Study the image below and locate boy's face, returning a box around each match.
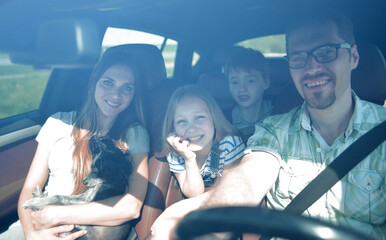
[228,68,269,108]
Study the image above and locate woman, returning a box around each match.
[0,49,149,239]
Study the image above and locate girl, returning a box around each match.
[158,85,245,198]
[0,49,149,239]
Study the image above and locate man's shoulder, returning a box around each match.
[358,99,385,117]
[354,97,386,128]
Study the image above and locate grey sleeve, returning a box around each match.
[126,124,150,155]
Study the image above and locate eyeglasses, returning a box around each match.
[285,43,352,69]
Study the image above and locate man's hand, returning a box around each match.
[150,202,188,240]
[150,193,208,239]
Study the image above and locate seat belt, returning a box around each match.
[259,120,386,240]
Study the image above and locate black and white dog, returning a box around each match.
[23,135,134,240]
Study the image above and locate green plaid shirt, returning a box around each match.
[246,92,385,239]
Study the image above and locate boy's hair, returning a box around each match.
[224,47,269,81]
[157,85,240,157]
[285,10,355,52]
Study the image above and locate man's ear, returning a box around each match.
[351,44,360,70]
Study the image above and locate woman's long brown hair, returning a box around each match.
[71,49,145,195]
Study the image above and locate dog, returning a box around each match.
[23,135,134,239]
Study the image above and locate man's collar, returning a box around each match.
[296,90,360,138]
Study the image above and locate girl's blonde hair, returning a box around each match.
[71,49,145,195]
[157,85,240,157]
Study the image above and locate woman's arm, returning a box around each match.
[31,151,149,228]
[17,142,49,237]
[18,143,87,240]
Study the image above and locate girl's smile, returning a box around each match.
[173,97,215,155]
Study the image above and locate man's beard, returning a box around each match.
[305,90,336,109]
[302,72,336,109]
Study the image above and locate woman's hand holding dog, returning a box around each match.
[27,224,87,240]
[31,205,61,229]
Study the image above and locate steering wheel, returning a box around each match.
[175,206,373,240]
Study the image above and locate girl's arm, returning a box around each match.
[174,161,205,198]
[167,134,205,198]
[31,151,149,228]
[18,142,87,240]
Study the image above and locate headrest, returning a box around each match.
[196,72,234,110]
[213,46,249,68]
[104,44,167,90]
[352,43,386,104]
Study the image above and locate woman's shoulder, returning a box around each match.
[49,111,77,125]
[125,123,150,154]
[37,111,76,144]
[126,122,149,137]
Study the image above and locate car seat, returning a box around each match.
[272,42,386,114]
[134,156,185,239]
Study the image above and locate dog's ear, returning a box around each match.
[101,138,117,154]
[89,135,103,155]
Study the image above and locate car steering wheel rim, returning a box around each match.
[175,206,373,240]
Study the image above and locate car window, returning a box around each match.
[192,52,200,66]
[236,34,286,57]
[102,27,177,77]
[0,52,51,119]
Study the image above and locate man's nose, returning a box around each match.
[304,55,323,74]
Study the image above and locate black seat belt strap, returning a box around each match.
[284,120,386,214]
[259,120,386,240]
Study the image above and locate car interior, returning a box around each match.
[0,0,385,239]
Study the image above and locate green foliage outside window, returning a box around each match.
[0,53,51,119]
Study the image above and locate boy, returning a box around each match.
[224,47,272,143]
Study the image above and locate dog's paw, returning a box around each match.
[31,186,46,198]
[23,197,48,211]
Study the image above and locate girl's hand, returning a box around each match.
[31,205,61,229]
[27,224,87,240]
[167,133,196,162]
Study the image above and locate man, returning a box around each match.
[151,11,385,239]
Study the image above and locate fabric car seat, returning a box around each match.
[134,156,186,240]
[273,42,386,114]
[351,42,386,106]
